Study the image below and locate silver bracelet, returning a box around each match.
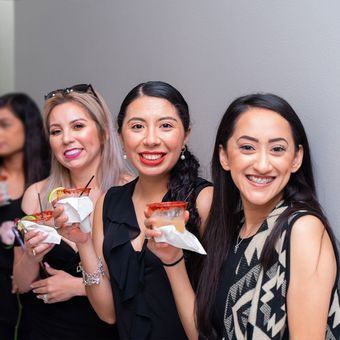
[79,257,105,286]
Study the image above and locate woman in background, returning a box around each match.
[147,93,340,339]
[13,84,131,339]
[0,93,50,340]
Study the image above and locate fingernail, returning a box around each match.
[44,262,50,268]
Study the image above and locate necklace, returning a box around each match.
[234,234,244,253]
[234,222,262,253]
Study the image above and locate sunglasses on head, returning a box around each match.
[44,83,98,100]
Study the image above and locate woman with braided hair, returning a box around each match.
[55,81,213,339]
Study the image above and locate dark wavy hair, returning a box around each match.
[196,93,334,337]
[0,93,50,188]
[117,81,202,279]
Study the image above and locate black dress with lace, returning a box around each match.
[102,177,211,340]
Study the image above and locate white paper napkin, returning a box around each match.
[21,220,61,244]
[57,196,93,233]
[154,225,207,255]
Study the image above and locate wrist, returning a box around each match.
[161,254,185,267]
[74,277,86,296]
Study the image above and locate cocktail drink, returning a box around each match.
[16,210,55,278]
[48,187,91,207]
[48,187,93,233]
[0,175,10,207]
[16,210,54,232]
[146,201,188,233]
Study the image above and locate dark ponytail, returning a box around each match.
[168,147,201,283]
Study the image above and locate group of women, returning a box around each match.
[0,81,339,340]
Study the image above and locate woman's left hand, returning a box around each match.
[144,209,186,264]
[31,263,84,304]
[0,221,15,245]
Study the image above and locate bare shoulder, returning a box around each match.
[291,214,325,238]
[92,193,106,253]
[93,193,107,232]
[196,186,213,234]
[94,192,106,211]
[290,214,336,280]
[22,179,48,214]
[119,173,135,185]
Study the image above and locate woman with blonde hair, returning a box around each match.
[13,84,132,339]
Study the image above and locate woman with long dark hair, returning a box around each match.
[0,93,50,340]
[55,81,213,339]
[146,93,340,339]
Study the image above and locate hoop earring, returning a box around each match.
[180,145,187,160]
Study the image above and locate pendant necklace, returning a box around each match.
[234,222,261,253]
[234,234,244,253]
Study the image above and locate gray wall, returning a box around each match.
[14,0,340,237]
[0,1,14,93]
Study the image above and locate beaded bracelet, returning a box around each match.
[79,257,105,286]
[162,255,185,267]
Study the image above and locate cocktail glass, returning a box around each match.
[146,201,188,233]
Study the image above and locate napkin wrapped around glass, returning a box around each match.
[56,196,93,233]
[20,220,61,244]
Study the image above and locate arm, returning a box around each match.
[145,187,213,339]
[287,215,337,339]
[71,194,116,324]
[195,186,213,236]
[13,181,53,292]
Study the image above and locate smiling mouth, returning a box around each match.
[247,175,275,184]
[139,152,166,165]
[64,148,82,159]
[141,153,164,160]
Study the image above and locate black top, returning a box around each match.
[0,198,24,339]
[103,177,212,340]
[25,240,118,340]
[0,197,24,271]
[212,234,253,338]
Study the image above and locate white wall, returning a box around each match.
[14,0,340,238]
[0,0,14,93]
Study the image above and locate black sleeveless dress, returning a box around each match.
[0,198,24,340]
[22,240,118,340]
[102,177,212,340]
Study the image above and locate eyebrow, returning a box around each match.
[49,118,87,128]
[126,116,178,123]
[237,135,288,144]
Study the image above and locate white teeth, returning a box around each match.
[142,154,162,160]
[65,149,81,156]
[248,175,273,184]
